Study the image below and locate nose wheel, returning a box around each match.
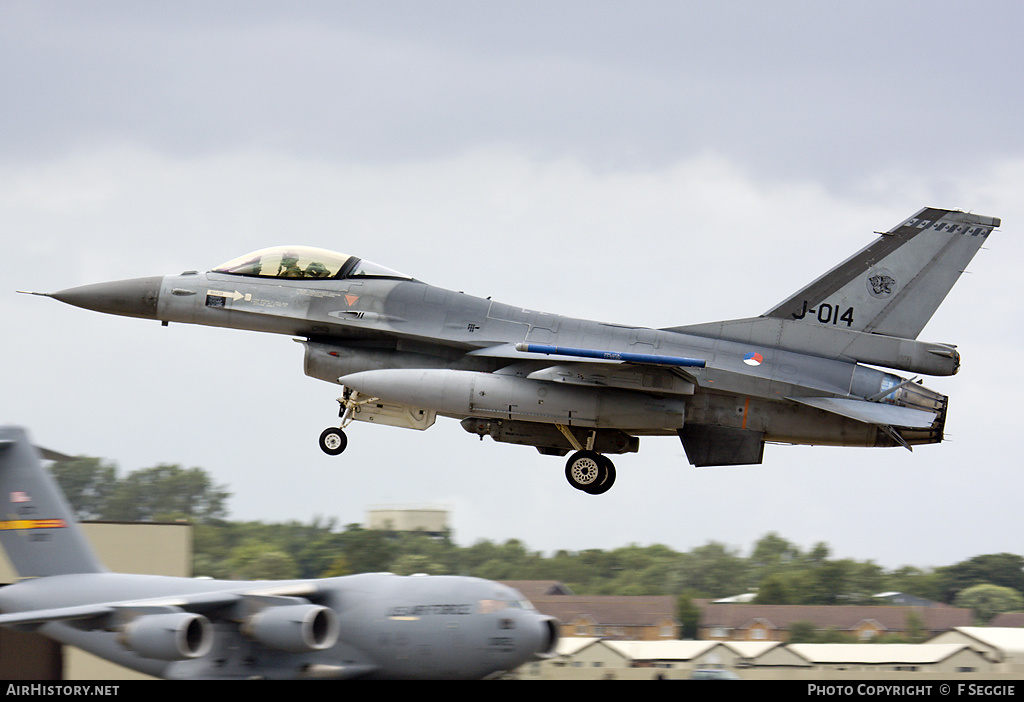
[319,387,371,456]
[319,427,348,455]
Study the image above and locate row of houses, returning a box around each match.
[515,628,1024,680]
[503,581,1024,678]
[504,580,989,643]
[698,602,973,642]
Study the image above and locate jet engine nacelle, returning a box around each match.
[340,369,686,430]
[119,612,213,661]
[241,604,340,653]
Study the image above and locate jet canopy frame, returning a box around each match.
[213,246,413,281]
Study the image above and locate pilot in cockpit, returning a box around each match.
[304,261,330,278]
[213,246,413,282]
[278,254,304,278]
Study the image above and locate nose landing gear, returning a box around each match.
[318,427,348,456]
[319,387,373,456]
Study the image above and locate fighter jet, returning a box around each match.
[25,207,1000,494]
[0,426,558,680]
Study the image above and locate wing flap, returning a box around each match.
[0,603,115,630]
[791,396,937,429]
[525,363,696,396]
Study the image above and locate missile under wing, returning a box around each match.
[0,426,558,679]
[27,207,1002,494]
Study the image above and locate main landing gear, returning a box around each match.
[557,425,616,494]
[564,450,616,494]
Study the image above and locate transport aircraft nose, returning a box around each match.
[47,276,163,320]
[532,615,560,659]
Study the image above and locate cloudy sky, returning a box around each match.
[3,1,1022,570]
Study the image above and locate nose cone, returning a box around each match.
[49,276,163,320]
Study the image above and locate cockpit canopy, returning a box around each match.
[213,246,413,281]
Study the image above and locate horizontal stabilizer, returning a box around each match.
[791,397,936,429]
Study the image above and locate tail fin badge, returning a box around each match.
[867,269,897,298]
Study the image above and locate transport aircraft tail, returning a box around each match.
[0,426,106,578]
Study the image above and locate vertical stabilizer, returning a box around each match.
[0,426,106,578]
[764,208,1000,340]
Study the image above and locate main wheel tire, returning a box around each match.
[319,427,348,456]
[565,450,603,491]
[586,455,616,495]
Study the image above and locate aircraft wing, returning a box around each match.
[790,396,937,429]
[0,603,115,629]
[473,344,941,431]
[465,343,702,395]
[0,581,322,631]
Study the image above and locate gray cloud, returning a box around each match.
[4,2,1022,184]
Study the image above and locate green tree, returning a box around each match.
[845,560,885,605]
[53,458,230,524]
[885,565,943,602]
[321,554,352,577]
[669,541,750,597]
[103,464,230,522]
[750,532,802,580]
[954,584,1024,623]
[755,574,792,604]
[229,541,299,580]
[938,554,1024,603]
[676,590,701,639]
[904,609,926,643]
[788,620,817,643]
[807,559,852,605]
[817,626,853,643]
[806,542,831,566]
[192,552,233,579]
[337,524,397,573]
[49,457,117,520]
